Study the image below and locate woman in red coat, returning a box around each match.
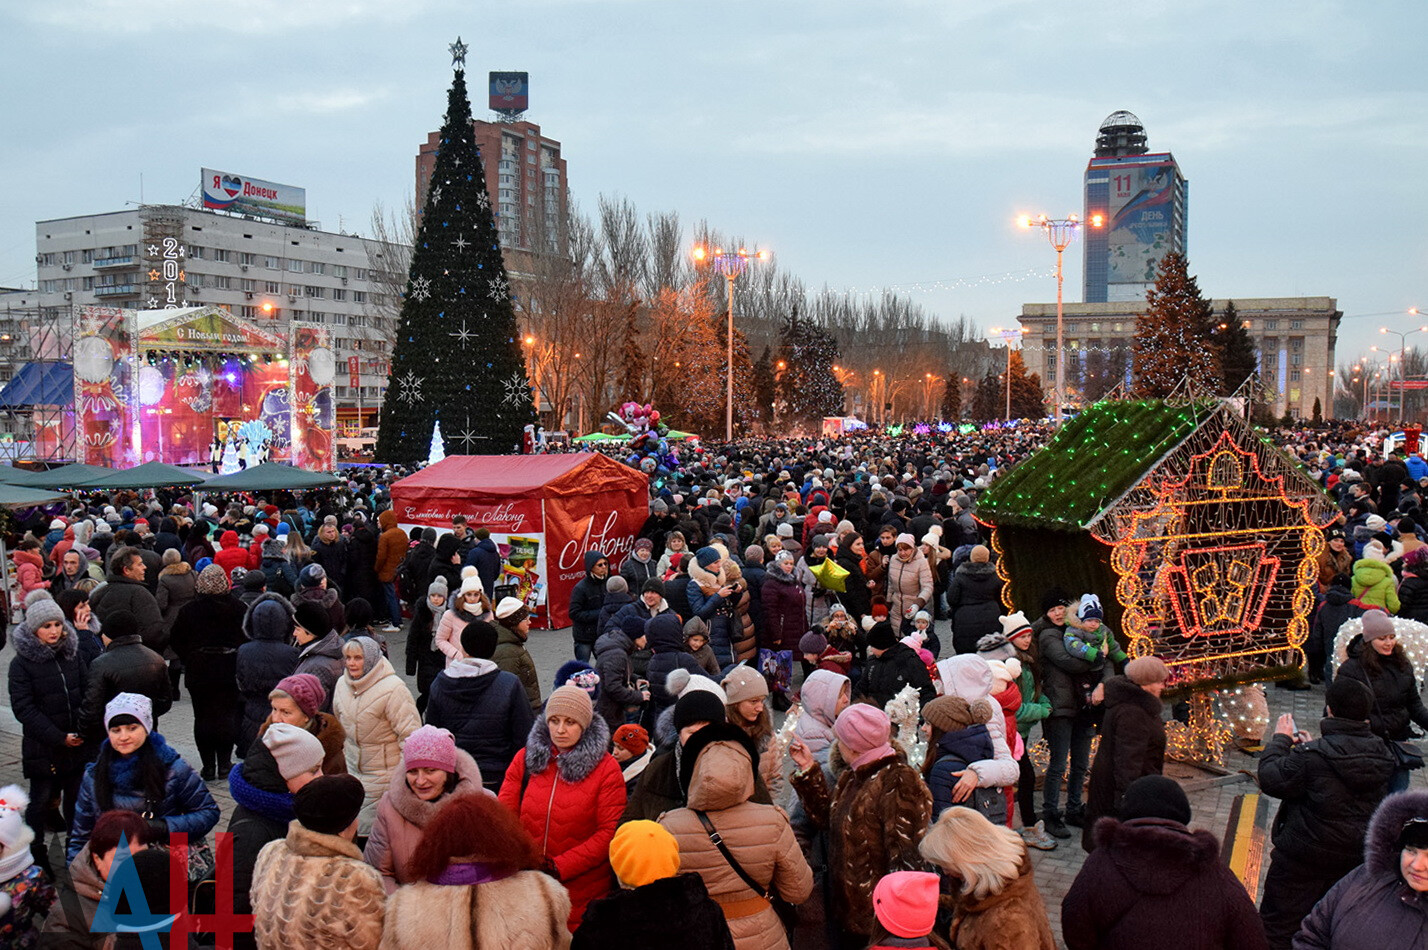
[499,684,626,932]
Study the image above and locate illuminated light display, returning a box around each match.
[977,400,1337,766]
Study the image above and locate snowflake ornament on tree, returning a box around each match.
[488,275,510,301]
[500,372,532,408]
[448,319,475,348]
[475,192,490,212]
[409,275,433,302]
[396,370,425,405]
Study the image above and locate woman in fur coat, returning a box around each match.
[498,685,626,932]
[919,806,1056,950]
[380,791,570,950]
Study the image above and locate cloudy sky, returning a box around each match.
[2,0,1423,365]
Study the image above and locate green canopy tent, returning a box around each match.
[14,463,121,490]
[75,461,209,490]
[196,463,343,492]
[572,432,629,443]
[0,485,68,507]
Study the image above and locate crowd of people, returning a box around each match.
[0,419,1422,948]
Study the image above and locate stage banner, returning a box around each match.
[72,307,133,466]
[290,322,336,470]
[543,486,648,629]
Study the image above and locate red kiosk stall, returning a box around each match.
[389,453,649,629]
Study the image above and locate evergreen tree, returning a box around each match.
[1312,396,1323,424]
[751,346,778,431]
[1007,350,1046,419]
[774,308,844,427]
[939,373,962,421]
[376,45,535,462]
[969,371,1001,421]
[617,301,644,402]
[1216,301,1258,394]
[1132,252,1222,398]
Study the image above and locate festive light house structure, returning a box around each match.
[976,399,1338,762]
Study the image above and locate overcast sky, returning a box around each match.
[2,0,1423,366]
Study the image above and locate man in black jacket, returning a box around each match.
[857,621,936,708]
[569,549,609,662]
[1256,676,1396,949]
[89,546,166,652]
[78,609,172,740]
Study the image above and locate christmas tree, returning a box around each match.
[376,38,535,463]
[775,308,844,427]
[939,373,962,421]
[427,421,446,466]
[1216,301,1258,394]
[1132,252,1222,398]
[1005,350,1047,419]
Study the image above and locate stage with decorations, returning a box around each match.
[64,305,337,470]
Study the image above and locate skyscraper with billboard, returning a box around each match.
[1082,112,1188,303]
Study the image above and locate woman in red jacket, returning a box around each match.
[499,684,626,932]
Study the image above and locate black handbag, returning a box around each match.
[694,810,800,934]
[1389,738,1425,771]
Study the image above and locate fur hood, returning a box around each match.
[1366,789,1428,878]
[10,613,78,663]
[242,591,295,641]
[688,558,725,593]
[523,711,612,784]
[160,560,192,577]
[1093,817,1221,895]
[386,746,485,826]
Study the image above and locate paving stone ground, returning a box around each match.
[3,616,1422,948]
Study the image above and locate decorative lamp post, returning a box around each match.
[1379,323,1428,421]
[693,245,768,441]
[989,326,1029,421]
[1019,212,1102,422]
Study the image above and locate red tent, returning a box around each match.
[390,454,649,629]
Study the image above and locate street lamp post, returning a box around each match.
[1019,212,1102,422]
[693,245,768,441]
[989,326,1028,421]
[1379,324,1428,421]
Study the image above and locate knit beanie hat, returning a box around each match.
[721,664,769,705]
[612,724,650,756]
[1040,587,1071,614]
[873,871,940,939]
[459,620,500,660]
[998,611,1034,641]
[609,820,680,888]
[293,774,365,835]
[694,546,722,569]
[24,593,65,631]
[775,523,794,538]
[922,695,991,734]
[271,673,326,720]
[1077,593,1104,622]
[298,563,326,589]
[987,657,1021,693]
[1361,609,1396,642]
[1125,656,1170,686]
[545,685,593,730]
[606,575,629,595]
[664,669,727,704]
[262,722,325,781]
[103,609,139,642]
[1118,775,1192,825]
[402,725,458,773]
[969,544,991,563]
[867,621,898,651]
[620,615,648,643]
[196,564,229,595]
[673,690,728,731]
[243,569,268,591]
[494,596,525,620]
[457,567,485,600]
[799,631,829,655]
[293,601,332,638]
[553,660,602,703]
[975,632,1015,662]
[1325,676,1373,721]
[105,692,153,735]
[833,703,894,769]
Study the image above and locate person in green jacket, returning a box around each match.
[978,614,1056,851]
[493,596,542,712]
[1352,558,1401,613]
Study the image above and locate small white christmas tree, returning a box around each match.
[426,420,446,466]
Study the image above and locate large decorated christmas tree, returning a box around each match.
[376,38,535,463]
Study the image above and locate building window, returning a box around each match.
[240,278,255,292]
[1290,320,1304,329]
[289,260,303,273]
[240,252,255,266]
[1290,369,1301,381]
[82,249,94,263]
[332,313,348,325]
[355,268,366,280]
[213,249,231,263]
[212,276,231,290]
[265,281,280,294]
[265,256,279,269]
[306,286,324,298]
[1065,323,1077,333]
[240,305,256,318]
[332,288,346,302]
[1264,319,1279,330]
[309,262,325,275]
[334,265,347,278]
[1291,354,1301,366]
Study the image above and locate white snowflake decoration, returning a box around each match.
[396,370,425,405]
[452,416,481,451]
[500,372,531,408]
[431,186,443,205]
[475,192,490,212]
[453,233,469,252]
[488,275,509,301]
[410,275,433,302]
[448,319,475,348]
